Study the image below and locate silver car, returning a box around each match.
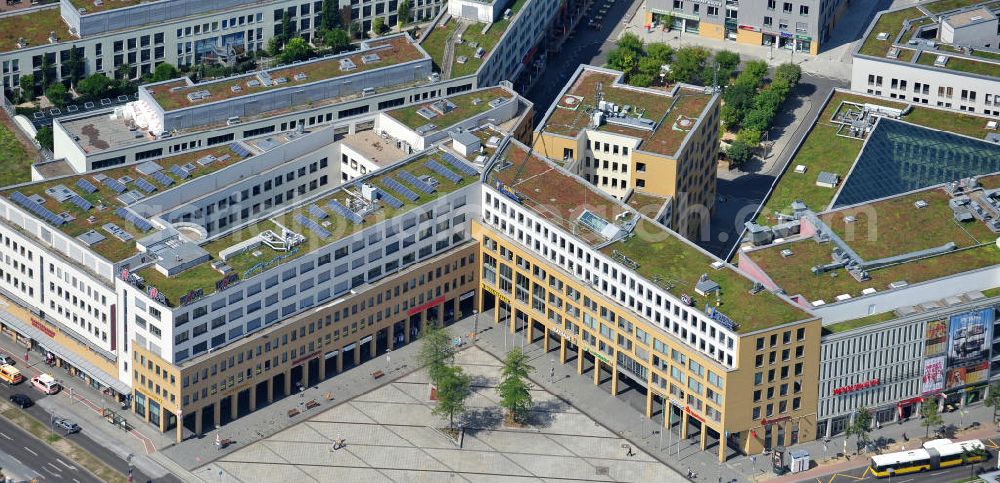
[52,417,80,434]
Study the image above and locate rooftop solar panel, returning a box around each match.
[134,178,157,194]
[308,204,328,219]
[10,192,66,227]
[383,178,419,201]
[75,179,98,194]
[114,207,153,231]
[151,171,175,187]
[398,170,437,194]
[170,165,191,179]
[327,199,363,224]
[102,178,127,193]
[376,189,403,208]
[440,151,479,176]
[69,195,93,211]
[426,160,462,183]
[293,213,331,239]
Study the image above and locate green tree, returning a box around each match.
[372,17,387,35]
[774,62,802,86]
[418,323,454,386]
[629,72,654,87]
[76,73,113,100]
[35,125,53,151]
[151,63,179,82]
[636,57,663,81]
[646,42,674,64]
[920,399,942,438]
[845,406,873,453]
[735,60,768,88]
[721,83,755,128]
[711,50,740,82]
[320,0,338,30]
[18,74,34,103]
[754,87,785,113]
[267,37,283,57]
[397,0,412,27]
[742,107,774,134]
[668,46,709,84]
[350,21,362,39]
[323,28,351,52]
[44,82,68,107]
[985,381,1000,424]
[727,139,752,169]
[281,11,294,44]
[617,32,644,56]
[281,37,313,64]
[40,54,54,88]
[736,128,762,148]
[65,46,84,87]
[497,349,534,424]
[432,364,471,430]
[116,62,133,83]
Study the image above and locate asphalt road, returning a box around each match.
[0,357,159,482]
[814,448,999,483]
[0,414,104,483]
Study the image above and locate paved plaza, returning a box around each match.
[192,346,682,482]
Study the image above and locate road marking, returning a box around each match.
[43,466,60,477]
[47,462,62,472]
[0,431,11,440]
[57,458,77,470]
[74,479,81,483]
[23,446,38,456]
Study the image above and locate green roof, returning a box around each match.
[915,51,1000,77]
[1,145,241,262]
[603,220,812,333]
[757,90,997,224]
[421,0,530,78]
[139,150,479,306]
[385,86,512,130]
[823,311,897,334]
[0,7,76,54]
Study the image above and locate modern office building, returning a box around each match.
[0,82,533,437]
[739,89,1000,439]
[1,0,397,96]
[531,65,721,241]
[45,34,485,175]
[477,138,820,459]
[851,2,1000,117]
[642,0,851,55]
[419,0,562,87]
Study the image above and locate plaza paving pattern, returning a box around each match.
[193,347,679,482]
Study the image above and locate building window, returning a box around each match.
[799,5,808,15]
[782,2,792,13]
[764,16,773,27]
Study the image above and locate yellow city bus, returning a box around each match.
[870,439,986,477]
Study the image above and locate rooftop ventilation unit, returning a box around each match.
[914,200,928,208]
[780,249,794,257]
[361,53,381,64]
[339,58,357,71]
[934,55,948,67]
[876,32,889,40]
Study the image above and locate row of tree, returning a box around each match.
[418,324,535,431]
[606,33,740,88]
[724,62,801,169]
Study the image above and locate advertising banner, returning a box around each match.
[947,308,993,368]
[925,319,948,357]
[922,355,946,394]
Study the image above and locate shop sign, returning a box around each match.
[551,326,577,345]
[738,25,760,32]
[705,304,736,331]
[795,34,812,41]
[408,296,446,316]
[832,378,879,395]
[493,180,523,204]
[483,285,510,305]
[898,396,923,406]
[587,348,611,365]
[685,406,705,422]
[31,318,55,338]
[760,415,790,426]
[139,388,163,406]
[687,0,722,5]
[779,32,792,38]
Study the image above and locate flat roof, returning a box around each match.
[421,0,529,79]
[946,7,997,27]
[385,86,512,131]
[2,144,248,262]
[146,36,425,112]
[341,130,409,168]
[487,140,632,248]
[0,7,77,54]
[67,0,146,13]
[743,183,1000,305]
[486,141,811,332]
[757,89,999,224]
[137,149,480,307]
[856,3,1000,78]
[61,110,154,154]
[540,68,713,157]
[626,190,669,218]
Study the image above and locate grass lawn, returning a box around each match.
[387,87,509,129]
[923,0,986,13]
[421,20,459,72]
[608,219,811,332]
[972,49,1000,61]
[0,121,32,187]
[916,52,1000,78]
[823,311,897,334]
[0,8,71,54]
[858,7,924,58]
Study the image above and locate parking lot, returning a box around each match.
[27,93,137,128]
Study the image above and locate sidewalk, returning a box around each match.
[618,0,897,81]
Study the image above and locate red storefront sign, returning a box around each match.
[407,296,446,316]
[760,415,790,426]
[292,350,322,366]
[31,318,55,338]
[832,378,879,395]
[898,396,924,406]
[685,406,705,423]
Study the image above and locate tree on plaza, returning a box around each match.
[707,49,739,83]
[735,60,768,88]
[920,399,942,438]
[397,0,412,27]
[726,139,752,170]
[720,83,755,129]
[668,46,709,84]
[323,28,351,53]
[281,11,295,45]
[497,348,534,425]
[607,47,640,78]
[320,0,339,30]
[418,322,454,386]
[432,364,471,431]
[845,406,872,453]
[616,32,644,56]
[985,381,1000,424]
[44,82,68,107]
[77,73,113,100]
[18,74,34,102]
[281,37,313,64]
[773,62,802,86]
[35,126,53,151]
[646,42,673,64]
[40,54,54,88]
[372,17,388,35]
[65,45,85,87]
[151,62,180,82]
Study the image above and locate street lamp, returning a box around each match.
[472,310,479,346]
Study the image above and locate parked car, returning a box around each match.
[9,393,32,408]
[52,417,80,434]
[0,355,15,366]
